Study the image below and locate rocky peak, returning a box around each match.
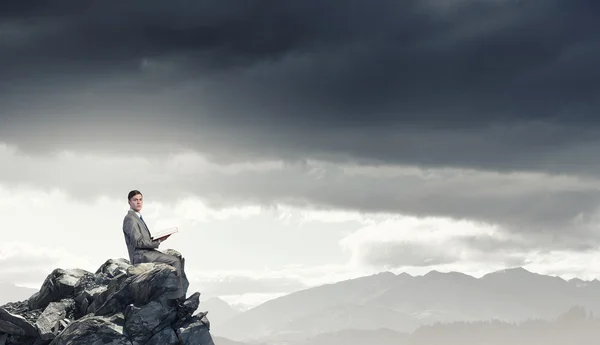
[0,257,213,345]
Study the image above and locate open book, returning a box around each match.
[151,227,179,240]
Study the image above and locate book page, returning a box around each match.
[151,227,179,239]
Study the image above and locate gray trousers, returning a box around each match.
[134,249,189,299]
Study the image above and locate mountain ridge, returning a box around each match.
[0,281,38,306]
[214,266,600,342]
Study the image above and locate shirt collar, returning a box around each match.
[130,209,141,218]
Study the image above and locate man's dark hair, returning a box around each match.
[128,190,142,200]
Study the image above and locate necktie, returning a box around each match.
[140,215,146,225]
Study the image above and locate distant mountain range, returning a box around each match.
[199,296,242,326]
[212,267,600,342]
[0,281,38,306]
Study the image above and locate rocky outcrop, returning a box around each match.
[0,258,212,345]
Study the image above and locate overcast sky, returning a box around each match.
[2,0,600,308]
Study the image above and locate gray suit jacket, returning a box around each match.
[122,210,160,264]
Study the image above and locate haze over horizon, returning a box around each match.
[2,0,600,310]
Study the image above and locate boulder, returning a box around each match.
[0,308,37,337]
[89,276,135,318]
[0,258,213,345]
[48,314,130,345]
[123,300,177,344]
[162,249,190,294]
[92,263,179,317]
[85,273,129,315]
[146,326,180,345]
[95,259,131,279]
[35,299,75,341]
[27,269,92,311]
[128,264,181,306]
[176,315,214,345]
[177,292,201,321]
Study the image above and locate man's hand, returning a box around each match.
[158,234,171,242]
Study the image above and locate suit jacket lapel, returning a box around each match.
[129,210,152,236]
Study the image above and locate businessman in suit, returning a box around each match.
[122,189,189,301]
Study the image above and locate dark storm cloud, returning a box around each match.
[1,1,600,169]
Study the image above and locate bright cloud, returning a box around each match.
[339,215,528,269]
[0,241,97,286]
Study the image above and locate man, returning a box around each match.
[122,189,189,301]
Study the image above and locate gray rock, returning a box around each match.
[176,315,214,345]
[35,299,75,341]
[162,249,190,295]
[145,326,180,345]
[128,264,180,306]
[91,277,135,317]
[73,273,111,306]
[91,263,178,317]
[2,333,38,345]
[74,286,106,319]
[85,274,129,315]
[1,258,213,345]
[48,315,130,345]
[73,273,111,298]
[0,308,38,337]
[124,301,176,344]
[108,312,125,327]
[27,269,92,311]
[177,292,201,321]
[0,302,27,316]
[0,302,41,328]
[95,259,131,279]
[71,267,116,319]
[50,319,70,339]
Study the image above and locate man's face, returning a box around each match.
[128,194,143,212]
